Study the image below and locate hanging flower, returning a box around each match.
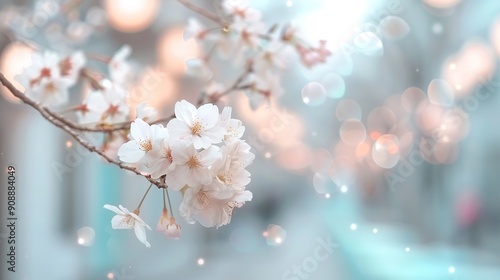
[156,208,170,232]
[164,217,181,240]
[103,204,152,247]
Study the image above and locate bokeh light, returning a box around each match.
[104,0,160,33]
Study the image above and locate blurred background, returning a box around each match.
[1,0,500,279]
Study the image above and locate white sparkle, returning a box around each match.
[433,23,443,34]
[275,237,283,244]
[77,238,84,245]
[372,228,378,234]
[340,185,348,193]
[405,247,410,252]
[286,0,293,7]
[448,266,455,273]
[350,223,357,230]
[264,152,271,159]
[325,193,331,199]
[197,258,205,266]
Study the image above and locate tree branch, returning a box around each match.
[0,73,164,188]
[178,0,225,25]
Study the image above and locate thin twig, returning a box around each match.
[178,0,224,25]
[0,73,163,188]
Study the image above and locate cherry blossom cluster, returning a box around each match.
[4,0,330,248]
[16,51,85,107]
[110,99,254,246]
[184,0,331,108]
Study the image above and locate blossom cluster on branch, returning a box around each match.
[1,0,331,247]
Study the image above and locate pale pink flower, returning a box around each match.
[143,133,176,179]
[15,51,71,107]
[164,217,181,240]
[136,102,158,122]
[218,107,245,143]
[109,45,135,85]
[156,208,169,232]
[179,184,252,228]
[244,72,283,109]
[167,143,220,190]
[117,118,168,163]
[103,204,152,247]
[167,100,225,149]
[76,80,130,124]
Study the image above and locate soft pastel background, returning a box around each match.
[1,0,500,279]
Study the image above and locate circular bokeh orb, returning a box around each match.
[372,134,401,169]
[104,0,160,33]
[301,82,327,106]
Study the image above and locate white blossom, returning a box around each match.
[109,45,135,86]
[16,51,71,107]
[218,107,245,143]
[136,102,158,122]
[103,204,152,247]
[117,118,168,164]
[167,100,225,149]
[179,183,252,228]
[76,80,130,124]
[164,217,181,240]
[167,143,220,190]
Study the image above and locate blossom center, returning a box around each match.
[217,172,232,185]
[119,215,135,229]
[191,121,204,135]
[45,82,57,94]
[164,147,173,163]
[187,156,201,169]
[139,140,152,151]
[197,191,211,208]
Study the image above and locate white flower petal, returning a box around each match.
[133,223,151,247]
[117,141,146,163]
[197,103,219,128]
[103,204,124,215]
[130,118,150,140]
[175,100,196,125]
[111,214,133,229]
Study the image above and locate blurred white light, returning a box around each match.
[294,0,375,46]
[448,266,455,273]
[372,228,378,234]
[77,227,95,247]
[265,152,271,159]
[265,224,287,247]
[286,0,293,7]
[350,223,357,230]
[341,185,348,193]
[197,258,205,266]
[325,193,331,199]
[107,272,114,279]
[449,63,456,70]
[405,247,410,252]
[432,23,443,34]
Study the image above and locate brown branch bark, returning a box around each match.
[178,0,225,25]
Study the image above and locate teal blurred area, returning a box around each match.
[1,0,500,279]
